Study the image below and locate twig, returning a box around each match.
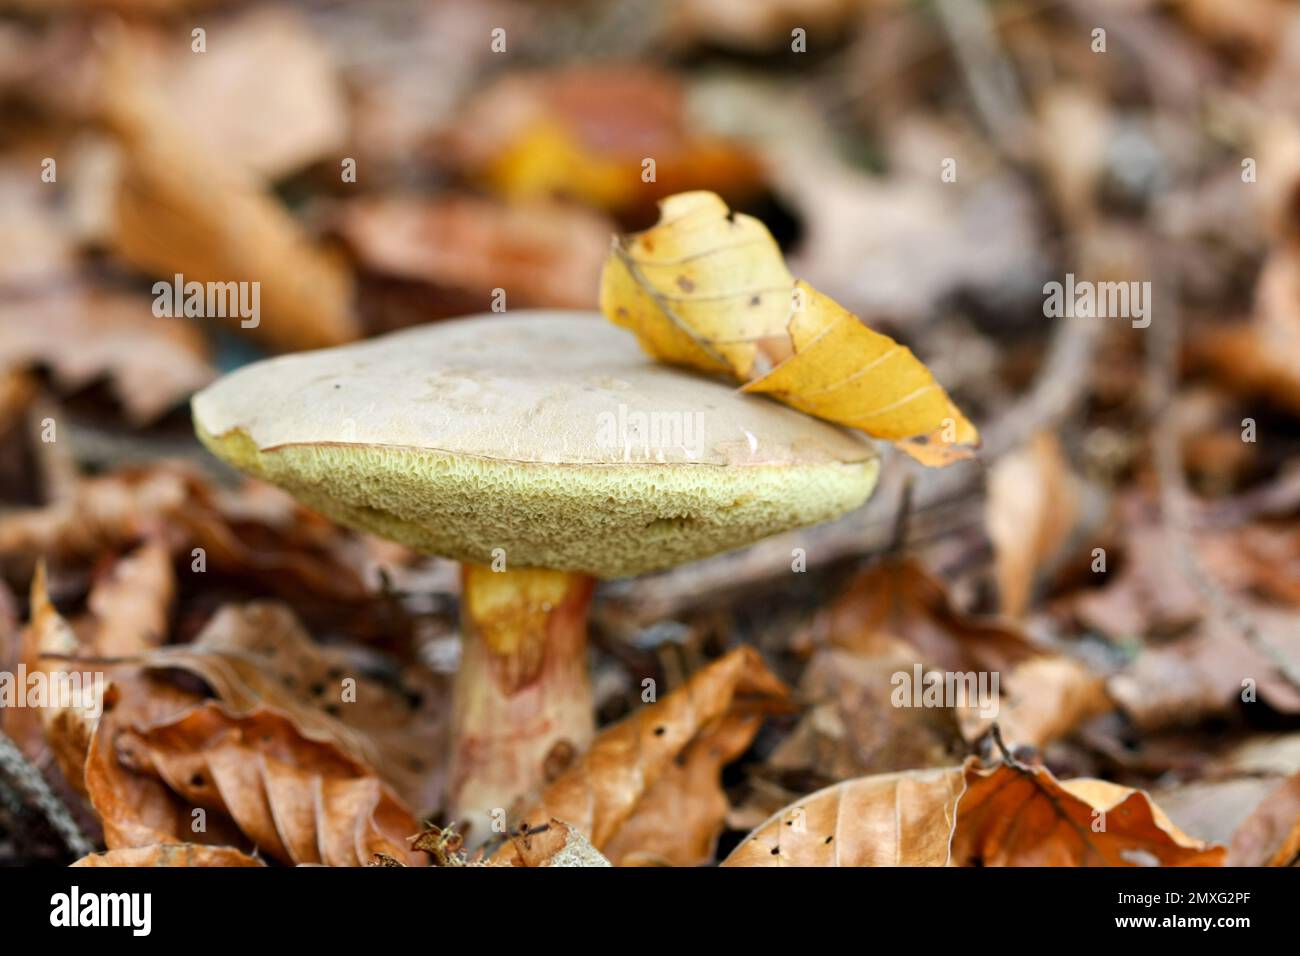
[932,0,1033,159]
[0,727,94,859]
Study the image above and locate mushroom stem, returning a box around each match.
[449,562,595,830]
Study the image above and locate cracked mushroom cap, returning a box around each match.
[192,311,879,579]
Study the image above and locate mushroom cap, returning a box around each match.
[192,311,879,578]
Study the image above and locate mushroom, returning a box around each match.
[191,311,879,828]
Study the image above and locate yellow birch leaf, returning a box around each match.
[599,191,979,466]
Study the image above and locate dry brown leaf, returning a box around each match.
[27,567,426,866]
[136,601,446,815]
[130,9,346,179]
[505,819,611,867]
[1196,243,1300,414]
[0,292,214,425]
[725,759,1224,866]
[723,765,964,866]
[492,646,787,863]
[600,712,763,866]
[98,28,357,353]
[109,702,424,867]
[336,194,611,311]
[86,539,173,657]
[443,68,763,220]
[600,191,978,465]
[810,559,1110,749]
[953,762,1226,866]
[814,559,1040,677]
[26,563,100,782]
[767,648,965,783]
[1149,734,1300,851]
[0,463,375,609]
[985,432,1080,618]
[1227,772,1300,866]
[1108,603,1300,730]
[71,844,265,867]
[966,655,1111,751]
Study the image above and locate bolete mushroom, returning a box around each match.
[191,312,879,827]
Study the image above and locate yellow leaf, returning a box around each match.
[599,191,978,466]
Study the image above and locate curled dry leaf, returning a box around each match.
[0,463,374,608]
[725,759,1225,866]
[985,432,1081,619]
[953,762,1225,867]
[86,538,174,658]
[72,844,265,867]
[966,655,1111,752]
[814,559,1040,678]
[492,646,787,865]
[600,711,764,866]
[28,569,426,866]
[97,28,357,353]
[600,191,978,465]
[811,559,1109,749]
[136,601,447,815]
[506,819,611,867]
[27,563,101,782]
[109,702,423,867]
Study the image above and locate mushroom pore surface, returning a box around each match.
[192,311,880,578]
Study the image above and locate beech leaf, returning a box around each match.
[600,191,979,465]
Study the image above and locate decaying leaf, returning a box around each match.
[766,648,965,783]
[954,761,1225,866]
[0,463,376,608]
[136,601,447,815]
[725,759,1225,866]
[128,8,347,180]
[506,819,611,867]
[106,702,424,867]
[336,194,612,311]
[0,291,214,425]
[985,433,1081,618]
[723,765,964,866]
[600,191,978,464]
[599,711,764,866]
[813,559,1040,679]
[97,27,358,353]
[72,844,265,867]
[27,563,102,785]
[1227,772,1300,866]
[492,646,787,864]
[86,539,174,658]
